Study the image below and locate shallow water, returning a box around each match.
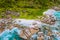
[0,10,60,40]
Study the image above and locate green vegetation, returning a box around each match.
[0,0,60,19]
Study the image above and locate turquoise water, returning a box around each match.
[54,11,60,21]
[0,28,24,40]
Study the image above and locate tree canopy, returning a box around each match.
[0,0,60,19]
